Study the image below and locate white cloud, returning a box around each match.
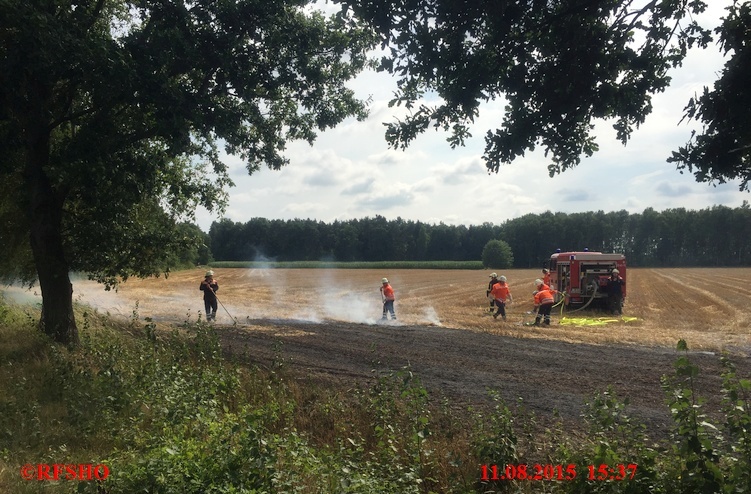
[356,184,416,211]
[281,202,329,215]
[342,179,374,195]
[367,149,410,166]
[561,189,597,203]
[436,157,487,185]
[303,169,341,187]
[630,170,664,186]
[656,181,694,198]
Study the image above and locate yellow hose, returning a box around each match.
[559,316,639,326]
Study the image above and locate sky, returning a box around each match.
[193,2,748,233]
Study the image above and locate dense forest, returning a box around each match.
[207,203,751,268]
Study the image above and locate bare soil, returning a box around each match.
[29,267,751,437]
[220,317,744,437]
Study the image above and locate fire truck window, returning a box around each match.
[557,265,570,292]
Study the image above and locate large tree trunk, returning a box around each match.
[24,129,79,346]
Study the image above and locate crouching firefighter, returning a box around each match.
[533,279,556,326]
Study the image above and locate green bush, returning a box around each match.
[552,388,662,494]
[472,391,519,493]
[481,240,514,269]
[657,340,751,494]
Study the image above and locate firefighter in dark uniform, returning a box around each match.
[200,270,219,321]
[486,273,500,312]
[605,269,625,315]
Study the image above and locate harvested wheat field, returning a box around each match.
[32,267,751,436]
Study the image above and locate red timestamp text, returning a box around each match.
[587,463,638,481]
[480,464,576,481]
[480,463,638,481]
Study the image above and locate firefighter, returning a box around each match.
[542,268,551,287]
[380,278,396,320]
[490,275,513,321]
[605,269,625,315]
[532,277,550,296]
[533,279,556,326]
[486,273,500,313]
[199,270,219,321]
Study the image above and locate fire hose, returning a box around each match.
[557,281,600,315]
[555,282,636,325]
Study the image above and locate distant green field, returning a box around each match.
[209,260,485,269]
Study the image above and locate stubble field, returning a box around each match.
[40,267,751,435]
[71,266,751,352]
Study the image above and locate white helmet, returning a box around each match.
[612,269,619,274]
[489,272,498,278]
[534,279,543,286]
[205,270,214,277]
[499,276,507,282]
[381,278,389,284]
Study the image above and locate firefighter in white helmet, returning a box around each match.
[490,275,513,321]
[532,278,550,296]
[380,278,396,321]
[200,270,219,321]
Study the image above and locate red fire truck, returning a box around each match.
[547,251,626,309]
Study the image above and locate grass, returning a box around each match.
[1,298,750,493]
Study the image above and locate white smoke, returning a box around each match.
[0,285,42,306]
[322,290,380,325]
[1,269,445,328]
[420,306,442,326]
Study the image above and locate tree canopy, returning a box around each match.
[335,0,750,187]
[0,0,377,343]
[668,1,751,189]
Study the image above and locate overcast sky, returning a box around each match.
[194,2,748,233]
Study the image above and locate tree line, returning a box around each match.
[207,203,751,268]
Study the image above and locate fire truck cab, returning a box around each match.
[547,251,626,308]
